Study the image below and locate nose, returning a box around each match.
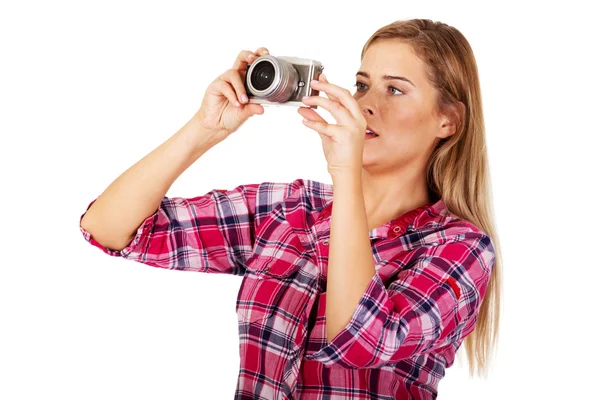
[356,96,375,116]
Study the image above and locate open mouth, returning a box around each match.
[365,129,379,138]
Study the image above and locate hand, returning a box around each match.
[297,73,367,177]
[193,47,270,141]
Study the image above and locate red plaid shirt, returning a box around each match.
[80,178,495,399]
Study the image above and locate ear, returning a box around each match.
[438,101,465,139]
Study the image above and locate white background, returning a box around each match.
[1,0,598,399]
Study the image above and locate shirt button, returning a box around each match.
[392,226,401,233]
[322,239,330,246]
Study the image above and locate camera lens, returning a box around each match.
[251,61,275,91]
[245,55,299,102]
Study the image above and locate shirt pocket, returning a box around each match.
[244,222,312,278]
[236,253,317,325]
[236,271,288,324]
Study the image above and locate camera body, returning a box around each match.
[244,55,324,108]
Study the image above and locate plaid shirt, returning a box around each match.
[80,178,495,399]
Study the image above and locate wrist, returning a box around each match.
[330,169,362,184]
[190,110,229,140]
[181,117,223,156]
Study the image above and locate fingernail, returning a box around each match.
[302,119,309,124]
[235,101,241,107]
[311,80,319,85]
[241,94,248,103]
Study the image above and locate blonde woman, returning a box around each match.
[80,18,502,400]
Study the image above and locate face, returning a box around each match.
[354,39,454,172]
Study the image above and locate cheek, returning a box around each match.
[380,107,424,141]
[380,109,433,152]
[381,105,420,127]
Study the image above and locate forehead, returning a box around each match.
[360,39,426,82]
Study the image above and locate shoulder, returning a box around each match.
[406,205,495,275]
[210,179,307,202]
[262,178,333,211]
[207,178,331,210]
[295,178,333,209]
[431,219,496,275]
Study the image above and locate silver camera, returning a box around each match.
[244,55,324,108]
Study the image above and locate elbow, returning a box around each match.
[80,212,134,251]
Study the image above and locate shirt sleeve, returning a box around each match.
[305,230,496,368]
[79,181,298,276]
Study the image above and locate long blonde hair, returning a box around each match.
[361,19,503,378]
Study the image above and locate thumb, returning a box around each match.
[241,103,264,119]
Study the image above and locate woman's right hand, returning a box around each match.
[193,47,269,140]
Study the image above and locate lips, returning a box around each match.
[366,126,378,136]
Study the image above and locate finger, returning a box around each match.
[243,47,270,71]
[240,103,265,118]
[232,47,270,70]
[247,47,270,65]
[254,47,270,56]
[309,80,361,120]
[249,103,265,115]
[211,78,241,107]
[316,73,340,103]
[301,118,329,141]
[233,50,255,70]
[301,118,338,140]
[222,68,248,104]
[301,95,354,125]
[297,106,327,123]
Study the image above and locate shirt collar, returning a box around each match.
[311,182,448,239]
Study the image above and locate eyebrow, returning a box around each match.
[356,71,416,87]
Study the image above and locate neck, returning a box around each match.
[360,166,432,228]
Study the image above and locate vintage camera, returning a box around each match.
[244,55,324,108]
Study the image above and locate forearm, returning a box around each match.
[80,117,222,250]
[326,173,376,342]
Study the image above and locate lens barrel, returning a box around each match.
[246,55,299,102]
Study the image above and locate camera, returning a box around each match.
[244,55,324,108]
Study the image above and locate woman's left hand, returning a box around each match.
[298,73,367,178]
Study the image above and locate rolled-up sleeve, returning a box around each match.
[306,231,495,368]
[79,181,297,276]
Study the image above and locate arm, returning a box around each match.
[326,173,375,342]
[80,181,295,276]
[80,117,221,251]
[312,175,495,368]
[80,45,272,251]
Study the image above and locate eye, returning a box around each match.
[353,82,367,91]
[353,82,404,95]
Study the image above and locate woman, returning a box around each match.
[80,18,502,400]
